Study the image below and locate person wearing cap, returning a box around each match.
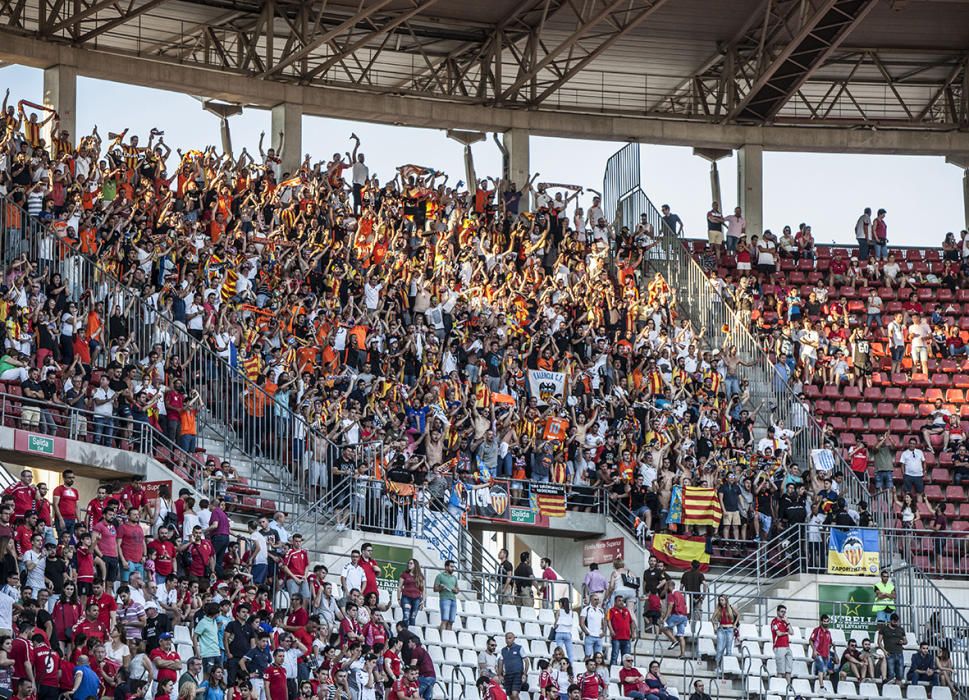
[143,599,172,652]
[150,632,183,699]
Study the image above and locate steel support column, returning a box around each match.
[271,102,302,176]
[737,144,764,237]
[42,64,76,149]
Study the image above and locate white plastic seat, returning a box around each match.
[505,620,523,637]
[838,681,858,699]
[859,682,879,698]
[746,677,764,695]
[791,660,810,678]
[457,632,475,649]
[461,649,478,667]
[791,679,812,696]
[415,611,429,627]
[465,617,484,633]
[485,618,503,635]
[905,632,918,647]
[698,621,715,638]
[830,628,847,647]
[177,644,193,661]
[739,623,760,641]
[425,628,442,645]
[520,606,538,621]
[608,683,621,698]
[819,680,839,698]
[530,640,549,658]
[667,688,679,699]
[932,687,953,700]
[883,684,903,699]
[483,603,500,617]
[429,646,445,664]
[768,678,788,694]
[722,655,741,675]
[428,611,441,627]
[524,622,543,638]
[464,600,481,617]
[697,637,715,658]
[173,625,192,645]
[907,686,928,700]
[764,658,777,676]
[537,608,555,625]
[445,647,462,664]
[501,604,519,619]
[518,639,531,655]
[790,643,809,661]
[425,597,440,612]
[441,630,458,647]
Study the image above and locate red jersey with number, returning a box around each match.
[34,645,61,687]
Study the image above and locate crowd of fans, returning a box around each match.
[700,202,969,533]
[0,92,869,555]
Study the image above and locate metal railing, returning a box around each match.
[0,194,319,510]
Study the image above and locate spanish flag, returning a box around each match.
[650,533,710,571]
[681,486,723,527]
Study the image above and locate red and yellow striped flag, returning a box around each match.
[681,486,723,527]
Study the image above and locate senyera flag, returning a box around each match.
[650,533,710,571]
[532,483,567,517]
[681,486,723,527]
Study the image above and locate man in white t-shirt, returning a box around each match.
[580,594,606,659]
[798,319,820,383]
[723,206,746,253]
[908,313,931,375]
[887,312,906,374]
[899,437,926,496]
[341,550,367,598]
[855,207,872,260]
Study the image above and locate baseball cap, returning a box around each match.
[145,602,159,611]
[159,632,173,640]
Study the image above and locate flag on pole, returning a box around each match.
[650,534,710,571]
[681,486,723,527]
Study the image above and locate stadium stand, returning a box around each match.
[0,93,964,700]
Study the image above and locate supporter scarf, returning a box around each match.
[17,99,56,115]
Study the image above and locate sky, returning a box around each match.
[2,63,966,246]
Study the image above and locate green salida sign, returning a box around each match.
[27,435,55,454]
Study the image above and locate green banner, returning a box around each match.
[370,544,413,591]
[818,583,877,638]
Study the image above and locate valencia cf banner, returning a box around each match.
[470,481,512,520]
[527,370,566,406]
[827,527,880,576]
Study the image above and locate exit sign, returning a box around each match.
[14,430,67,459]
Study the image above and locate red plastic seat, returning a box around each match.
[897,403,916,417]
[946,388,965,403]
[953,374,969,389]
[930,373,948,387]
[814,400,834,415]
[959,288,969,303]
[861,434,878,448]
[827,416,846,430]
[876,402,896,418]
[889,418,909,433]
[940,359,959,373]
[924,388,944,402]
[911,373,931,388]
[863,387,883,401]
[847,417,865,432]
[905,387,924,402]
[944,486,966,502]
[855,402,875,417]
[822,385,841,399]
[892,373,911,387]
[842,386,862,401]
[931,468,951,485]
[868,418,888,432]
[833,400,853,415]
[803,384,821,399]
[937,288,955,302]
[840,432,857,446]
[884,387,904,402]
[924,485,945,501]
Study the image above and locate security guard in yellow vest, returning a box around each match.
[872,569,896,625]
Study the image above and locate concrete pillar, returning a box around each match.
[42,64,76,149]
[271,102,302,176]
[737,144,764,237]
[692,147,732,209]
[503,128,530,208]
[947,156,969,230]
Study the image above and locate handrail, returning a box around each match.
[0,194,318,507]
[450,666,467,700]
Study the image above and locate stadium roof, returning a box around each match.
[1,0,968,132]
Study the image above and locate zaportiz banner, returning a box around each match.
[827,527,880,576]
